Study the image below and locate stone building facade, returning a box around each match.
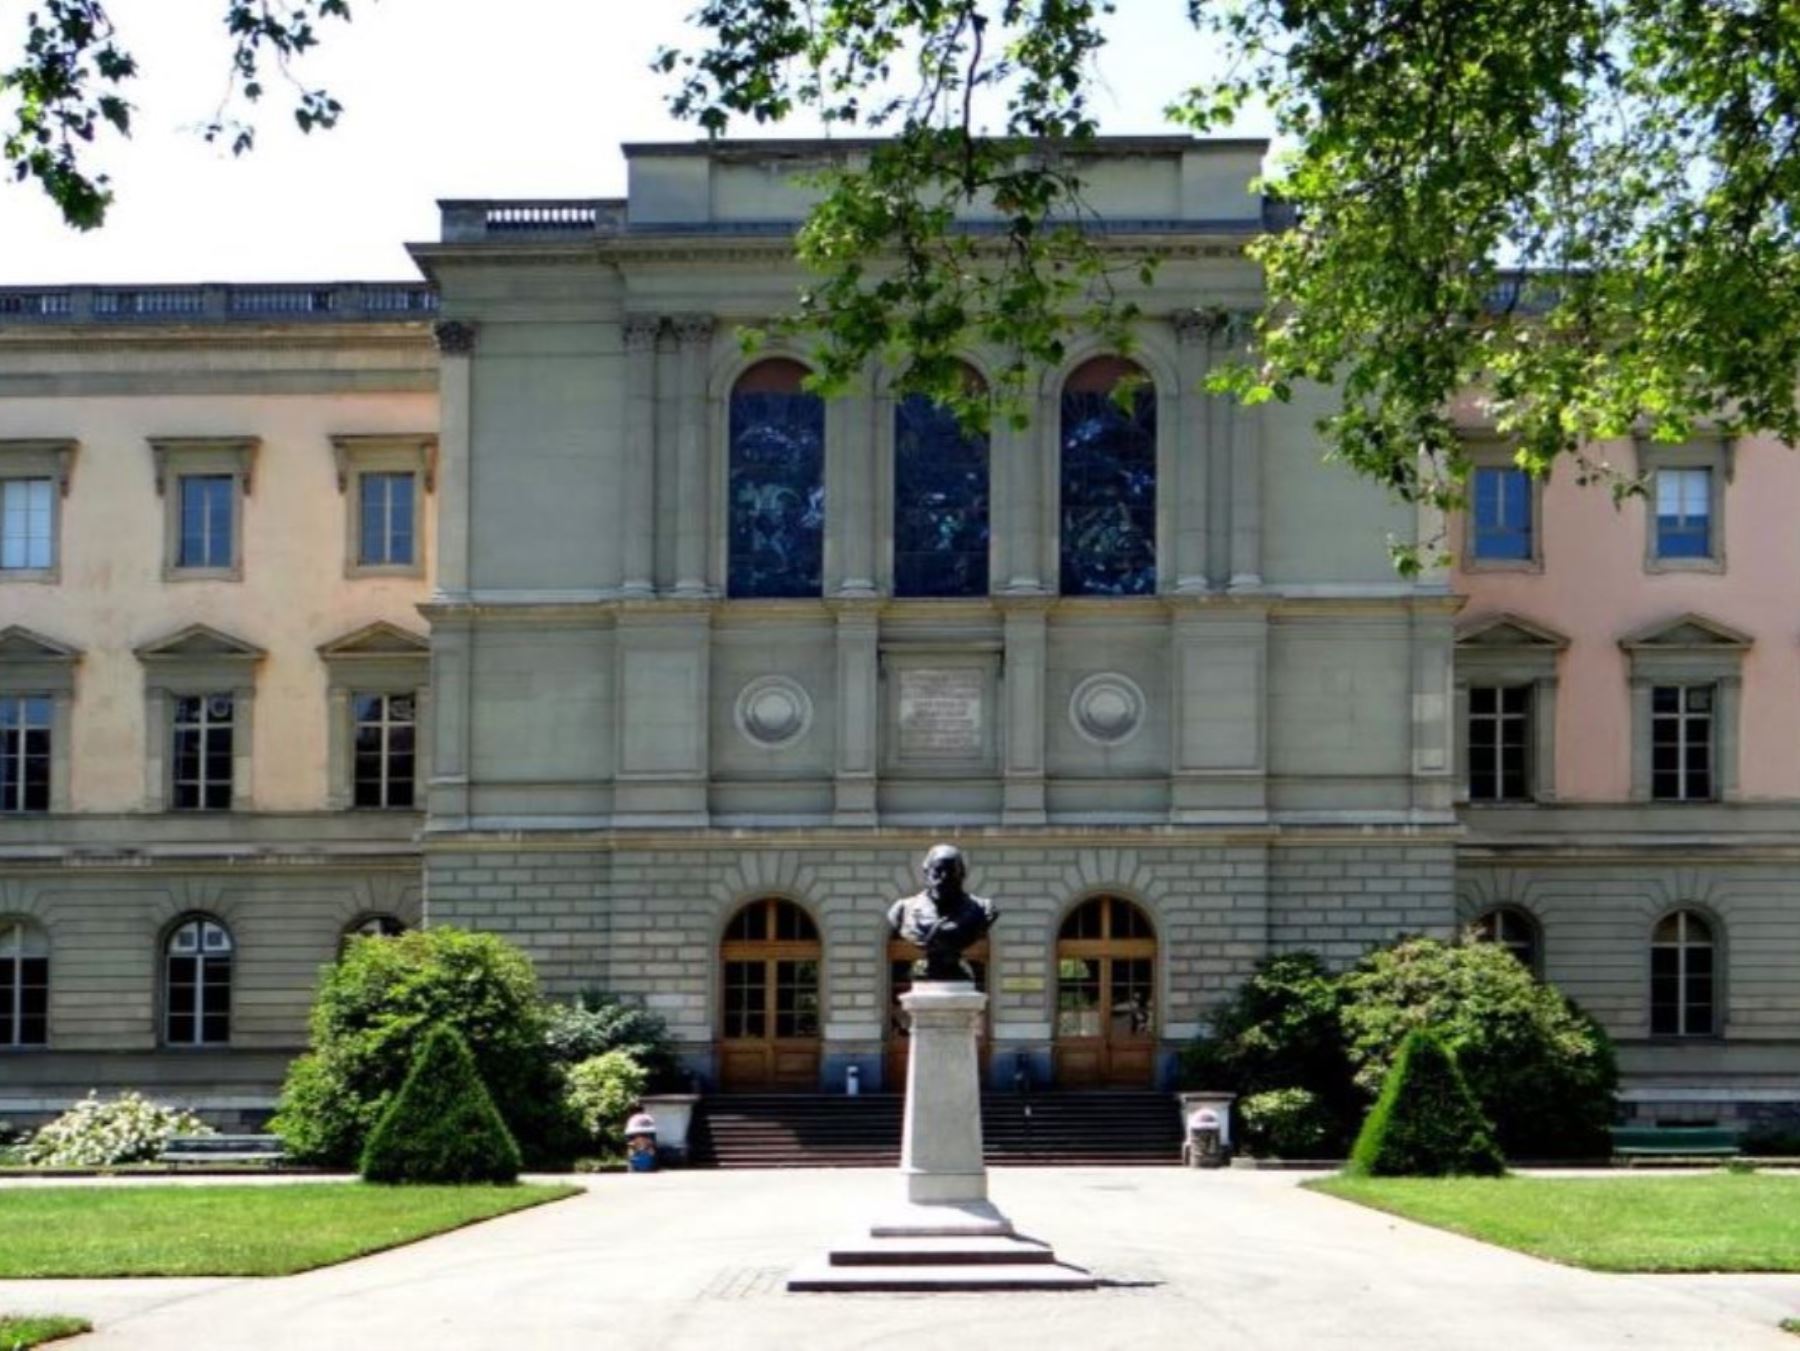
[1,135,1794,1127]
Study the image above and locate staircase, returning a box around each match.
[690,1092,1181,1169]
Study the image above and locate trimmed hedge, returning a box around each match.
[361,1025,522,1184]
[1347,1027,1505,1178]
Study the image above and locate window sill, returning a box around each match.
[1644,556,1726,575]
[0,567,58,585]
[163,565,243,584]
[345,561,425,581]
[1461,557,1544,575]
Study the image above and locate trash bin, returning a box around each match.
[1185,1107,1225,1168]
[625,1111,658,1172]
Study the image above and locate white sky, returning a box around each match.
[0,2,1270,284]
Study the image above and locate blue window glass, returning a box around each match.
[179,475,234,569]
[1471,466,1532,560]
[894,390,990,597]
[1060,358,1156,596]
[1655,468,1711,559]
[359,472,415,566]
[728,361,826,599]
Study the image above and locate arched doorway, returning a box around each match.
[1053,895,1156,1087]
[719,897,822,1090]
[885,936,989,1091]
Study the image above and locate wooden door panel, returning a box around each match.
[1055,1042,1104,1088]
[1106,1041,1156,1087]
[720,1043,770,1091]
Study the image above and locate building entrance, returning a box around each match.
[718,898,822,1090]
[1053,896,1157,1087]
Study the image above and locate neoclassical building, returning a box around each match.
[1,136,1795,1131]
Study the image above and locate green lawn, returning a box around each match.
[1312,1173,1800,1272]
[0,1316,91,1349]
[0,1183,580,1277]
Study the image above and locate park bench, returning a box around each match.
[159,1134,287,1168]
[1609,1125,1739,1159]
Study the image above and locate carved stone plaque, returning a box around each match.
[897,667,985,759]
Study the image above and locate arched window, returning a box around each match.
[1060,356,1156,596]
[720,898,821,1089]
[1472,906,1540,973]
[165,916,233,1047]
[728,359,825,598]
[1054,895,1157,1086]
[893,369,989,597]
[344,913,407,945]
[1651,910,1716,1037]
[0,920,48,1048]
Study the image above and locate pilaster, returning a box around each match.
[1001,603,1048,823]
[1005,390,1051,593]
[432,321,475,601]
[620,315,661,596]
[672,315,714,597]
[835,375,878,596]
[422,606,473,827]
[1171,310,1213,594]
[833,602,880,824]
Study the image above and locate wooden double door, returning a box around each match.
[884,936,989,1091]
[1052,896,1157,1087]
[718,898,821,1091]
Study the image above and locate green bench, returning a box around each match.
[1609,1125,1740,1158]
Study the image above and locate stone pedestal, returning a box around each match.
[899,981,987,1206]
[789,978,1095,1292]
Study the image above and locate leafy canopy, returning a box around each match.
[661,0,1800,568]
[2,0,352,229]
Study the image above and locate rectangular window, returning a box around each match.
[1651,945,1714,1037]
[1651,684,1713,801]
[171,694,234,810]
[178,475,235,569]
[1655,468,1712,559]
[1471,466,1532,561]
[352,692,416,809]
[0,695,51,813]
[1467,685,1531,802]
[0,479,54,571]
[0,951,49,1047]
[358,471,415,566]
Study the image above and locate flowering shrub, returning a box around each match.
[23,1091,213,1167]
[563,1051,648,1153]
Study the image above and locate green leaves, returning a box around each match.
[4,0,356,226]
[672,0,1800,564]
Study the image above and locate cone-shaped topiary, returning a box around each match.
[1347,1027,1505,1177]
[360,1025,522,1184]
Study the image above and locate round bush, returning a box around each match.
[544,993,679,1084]
[1238,1088,1337,1159]
[24,1091,212,1167]
[1339,937,1617,1159]
[272,927,569,1168]
[563,1050,649,1153]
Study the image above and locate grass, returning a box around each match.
[0,1183,580,1277]
[0,1316,91,1349]
[1311,1172,1800,1272]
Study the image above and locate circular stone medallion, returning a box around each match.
[1069,672,1146,747]
[734,675,814,749]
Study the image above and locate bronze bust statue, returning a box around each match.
[887,844,999,982]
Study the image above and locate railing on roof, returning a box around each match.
[439,199,628,243]
[0,282,438,325]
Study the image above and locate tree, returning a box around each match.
[3,0,352,229]
[662,1,1800,567]
[1346,1026,1505,1178]
[360,1024,523,1184]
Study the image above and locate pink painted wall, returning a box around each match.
[1454,434,1800,801]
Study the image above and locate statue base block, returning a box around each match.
[788,980,1095,1293]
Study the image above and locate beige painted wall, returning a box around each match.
[1455,433,1800,801]
[1,390,437,811]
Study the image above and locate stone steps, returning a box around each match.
[693,1092,1181,1169]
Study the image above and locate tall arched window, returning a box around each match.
[165,916,233,1046]
[893,369,990,597]
[340,913,407,955]
[719,897,822,1089]
[1651,910,1716,1037]
[1472,906,1540,973]
[0,920,48,1048]
[728,359,825,598]
[1054,895,1157,1086]
[1060,356,1156,596]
